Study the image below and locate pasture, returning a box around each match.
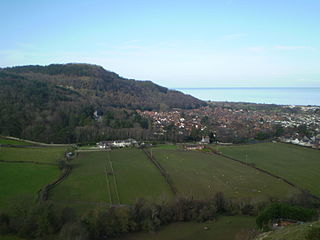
[151,148,297,200]
[110,149,173,203]
[118,216,256,240]
[219,143,320,197]
[0,162,60,212]
[50,149,172,209]
[0,137,31,146]
[153,144,180,150]
[50,151,110,204]
[0,146,66,164]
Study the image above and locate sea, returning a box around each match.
[175,88,320,106]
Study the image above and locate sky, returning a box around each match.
[1,0,320,88]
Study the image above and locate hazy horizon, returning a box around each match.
[1,0,320,88]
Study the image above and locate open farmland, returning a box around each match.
[118,215,256,240]
[0,162,60,212]
[219,143,320,197]
[110,149,173,203]
[0,146,66,164]
[0,137,31,146]
[50,149,172,209]
[151,148,297,200]
[50,151,110,204]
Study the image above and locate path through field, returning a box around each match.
[105,151,120,204]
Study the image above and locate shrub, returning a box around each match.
[306,226,320,240]
[0,213,11,234]
[256,203,317,229]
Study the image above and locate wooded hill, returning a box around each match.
[0,63,206,143]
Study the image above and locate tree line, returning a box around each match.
[0,191,318,240]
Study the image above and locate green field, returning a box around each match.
[50,149,172,209]
[152,148,297,200]
[0,137,31,146]
[118,216,256,240]
[110,149,173,203]
[153,144,180,150]
[219,143,320,197]
[0,162,60,212]
[0,147,66,164]
[50,151,110,204]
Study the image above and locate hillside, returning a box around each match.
[0,64,206,143]
[255,221,320,240]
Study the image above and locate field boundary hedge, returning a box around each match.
[142,148,178,195]
[38,164,72,201]
[0,159,56,166]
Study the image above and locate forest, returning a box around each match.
[0,64,206,143]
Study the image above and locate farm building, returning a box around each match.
[185,145,204,150]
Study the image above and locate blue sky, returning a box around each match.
[1,0,319,87]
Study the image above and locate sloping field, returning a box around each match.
[110,149,173,203]
[0,162,60,212]
[0,147,66,164]
[152,149,297,200]
[0,137,31,146]
[219,143,320,197]
[50,151,110,204]
[50,149,172,208]
[119,216,256,240]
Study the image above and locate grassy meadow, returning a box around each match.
[0,162,60,212]
[50,149,172,209]
[50,151,110,204]
[0,137,31,146]
[118,216,256,240]
[0,147,66,164]
[152,148,297,200]
[110,149,173,203]
[219,143,320,197]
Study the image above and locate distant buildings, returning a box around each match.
[184,145,205,150]
[96,138,138,149]
[200,136,210,144]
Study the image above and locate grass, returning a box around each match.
[0,162,60,212]
[152,148,297,200]
[50,151,110,204]
[0,147,66,164]
[0,137,31,146]
[106,152,120,204]
[110,149,173,203]
[153,144,180,150]
[117,215,256,240]
[77,145,98,150]
[256,221,320,240]
[219,143,320,197]
[51,149,172,210]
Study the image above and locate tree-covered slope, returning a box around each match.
[0,64,206,143]
[2,64,205,109]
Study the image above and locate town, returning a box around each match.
[137,102,320,149]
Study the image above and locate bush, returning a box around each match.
[256,203,317,229]
[0,213,11,234]
[306,226,320,240]
[59,222,89,240]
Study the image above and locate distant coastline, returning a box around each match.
[175,87,320,106]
